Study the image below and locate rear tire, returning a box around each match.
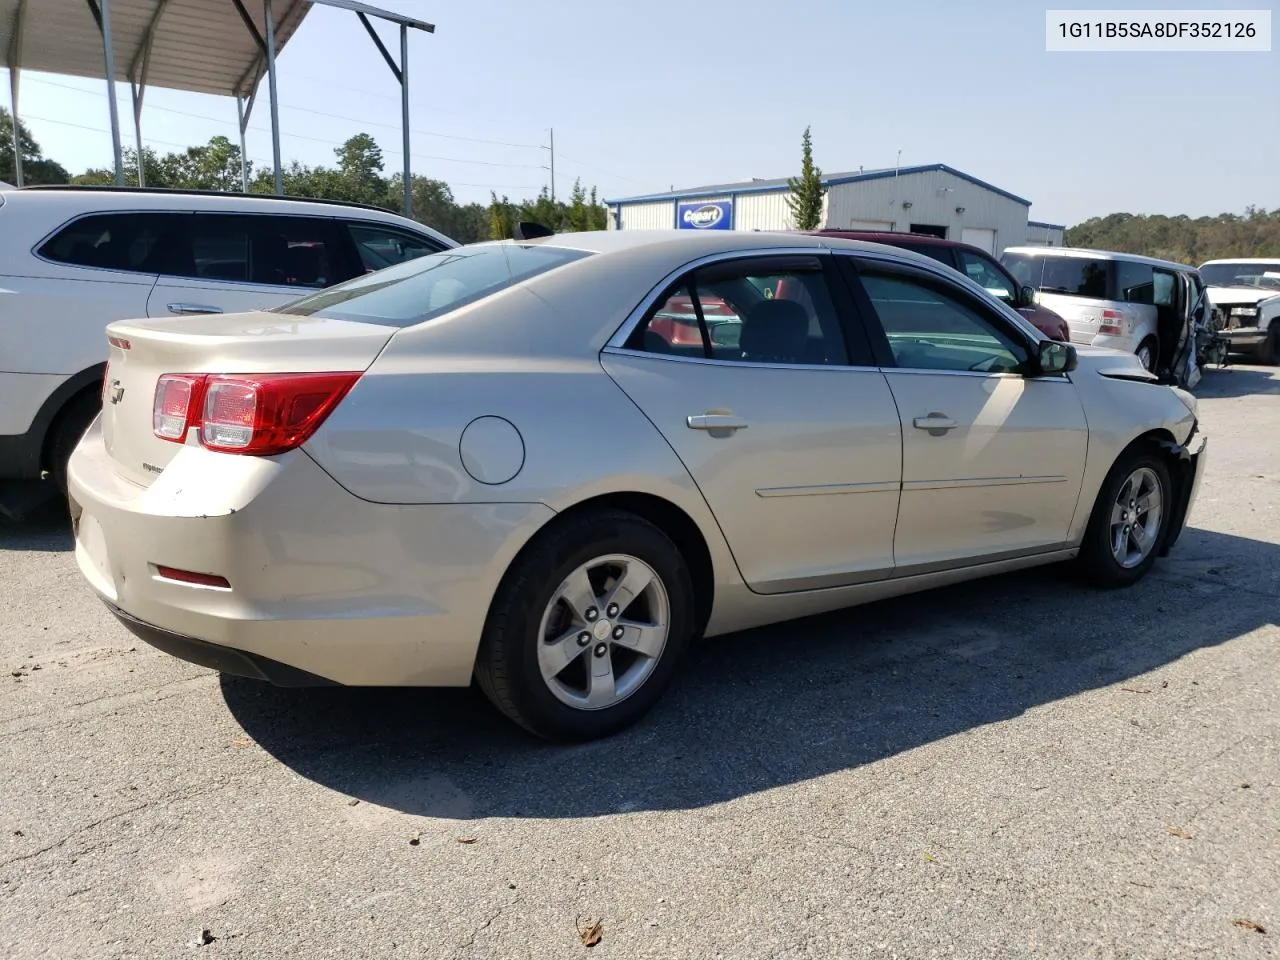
[47,389,101,496]
[475,509,695,741]
[1135,336,1158,373]
[1076,445,1173,588]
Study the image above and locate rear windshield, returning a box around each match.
[275,243,589,326]
[1001,252,1114,300]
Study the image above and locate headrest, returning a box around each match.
[739,299,810,363]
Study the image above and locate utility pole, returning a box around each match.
[548,127,555,201]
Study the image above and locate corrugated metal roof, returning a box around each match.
[1028,220,1067,230]
[606,163,1033,209]
[1,0,312,98]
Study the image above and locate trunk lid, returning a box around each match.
[101,311,394,488]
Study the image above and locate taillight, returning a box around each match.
[152,372,360,455]
[1099,310,1124,335]
[153,374,205,441]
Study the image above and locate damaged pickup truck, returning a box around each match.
[1199,259,1280,364]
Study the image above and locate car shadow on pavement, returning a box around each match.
[1196,364,1279,398]
[221,525,1276,820]
[0,499,73,552]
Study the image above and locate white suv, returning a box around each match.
[0,186,456,512]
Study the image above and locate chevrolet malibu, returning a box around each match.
[69,231,1208,741]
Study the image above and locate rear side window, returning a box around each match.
[1115,260,1155,304]
[1002,252,1111,300]
[347,223,443,271]
[38,213,179,274]
[180,214,341,288]
[626,255,852,366]
[275,243,589,327]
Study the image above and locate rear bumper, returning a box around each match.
[105,602,336,686]
[68,419,554,686]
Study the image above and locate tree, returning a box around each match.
[0,106,70,185]
[162,136,246,191]
[785,126,825,231]
[334,133,387,206]
[488,192,514,239]
[72,146,173,189]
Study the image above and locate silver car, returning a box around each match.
[69,231,1208,741]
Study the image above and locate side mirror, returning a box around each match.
[1036,339,1077,375]
[1018,284,1038,308]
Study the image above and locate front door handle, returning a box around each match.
[167,302,224,315]
[912,414,958,435]
[687,414,749,433]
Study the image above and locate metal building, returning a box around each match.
[604,163,1056,255]
[1025,220,1067,247]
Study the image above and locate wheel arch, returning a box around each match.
[499,491,717,639]
[2,363,105,480]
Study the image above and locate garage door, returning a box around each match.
[961,228,997,253]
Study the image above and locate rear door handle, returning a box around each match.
[912,414,958,434]
[167,302,223,315]
[687,414,749,432]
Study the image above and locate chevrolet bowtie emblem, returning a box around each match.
[108,380,124,404]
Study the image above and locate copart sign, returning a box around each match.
[677,200,732,230]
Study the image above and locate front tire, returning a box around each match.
[475,509,696,741]
[1076,446,1172,588]
[1256,322,1280,366]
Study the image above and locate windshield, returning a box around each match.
[1199,262,1280,289]
[275,243,590,326]
[1001,252,1112,299]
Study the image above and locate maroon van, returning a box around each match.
[808,230,1070,341]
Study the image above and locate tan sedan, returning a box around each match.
[69,231,1208,740]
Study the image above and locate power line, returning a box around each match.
[22,74,543,153]
[19,113,543,192]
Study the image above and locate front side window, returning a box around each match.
[859,269,1029,374]
[956,250,1015,303]
[184,214,339,288]
[628,257,850,366]
[1002,252,1111,300]
[276,243,588,327]
[38,213,179,274]
[348,223,443,271]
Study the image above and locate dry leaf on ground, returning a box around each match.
[408,831,421,846]
[1166,826,1193,840]
[456,836,478,844]
[577,917,603,947]
[1232,918,1266,934]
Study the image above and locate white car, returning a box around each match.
[1001,246,1206,378]
[1197,258,1280,364]
[0,185,455,513]
[67,231,1208,741]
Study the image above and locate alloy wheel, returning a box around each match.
[1109,467,1164,568]
[537,554,670,711]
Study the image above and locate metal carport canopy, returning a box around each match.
[2,0,434,215]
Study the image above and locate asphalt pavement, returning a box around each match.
[2,363,1277,959]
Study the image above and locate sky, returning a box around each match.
[4,0,1277,225]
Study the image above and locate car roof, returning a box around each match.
[1199,257,1280,265]
[1002,245,1195,272]
[1,185,455,246]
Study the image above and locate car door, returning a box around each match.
[838,255,1088,572]
[146,213,349,317]
[601,252,903,594]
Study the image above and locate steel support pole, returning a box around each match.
[7,0,26,187]
[7,68,21,187]
[130,82,145,186]
[399,23,411,218]
[263,0,282,195]
[99,0,125,185]
[236,96,249,193]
